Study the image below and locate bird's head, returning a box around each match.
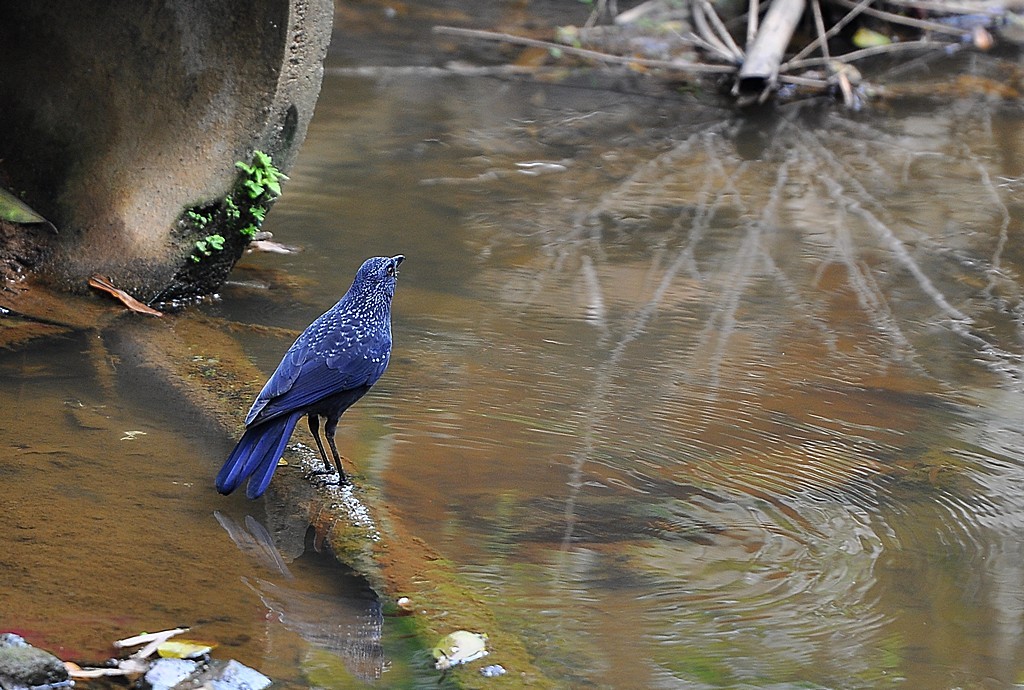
[350,254,405,303]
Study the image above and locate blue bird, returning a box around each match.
[216,255,404,498]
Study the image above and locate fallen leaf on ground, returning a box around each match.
[0,187,57,232]
[88,275,163,317]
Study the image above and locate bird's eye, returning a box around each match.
[386,264,396,277]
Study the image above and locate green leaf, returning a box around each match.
[187,210,209,228]
[0,187,53,227]
[253,150,273,168]
[244,179,263,198]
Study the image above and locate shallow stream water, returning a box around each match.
[5,3,1024,689]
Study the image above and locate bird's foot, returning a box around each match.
[326,471,351,487]
[307,468,351,487]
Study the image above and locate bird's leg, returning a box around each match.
[324,416,349,485]
[307,414,334,475]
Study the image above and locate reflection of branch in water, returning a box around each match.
[494,103,1024,567]
[854,196,969,322]
[966,152,1011,302]
[581,123,732,226]
[557,136,742,555]
[691,154,792,393]
[817,202,917,363]
[795,127,1024,382]
[557,138,755,552]
[578,255,608,333]
[457,98,1024,682]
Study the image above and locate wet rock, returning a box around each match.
[480,664,507,677]
[193,659,271,690]
[0,633,70,690]
[143,658,198,690]
[138,658,270,690]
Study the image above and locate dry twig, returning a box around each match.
[435,0,1000,109]
[433,25,735,74]
[786,39,956,69]
[692,0,745,62]
[831,0,973,34]
[783,0,875,66]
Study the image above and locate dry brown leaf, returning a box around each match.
[88,275,163,317]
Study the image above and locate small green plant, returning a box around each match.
[224,196,240,220]
[188,210,211,228]
[236,150,287,200]
[192,234,225,261]
[185,150,285,264]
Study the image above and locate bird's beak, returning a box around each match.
[393,255,405,267]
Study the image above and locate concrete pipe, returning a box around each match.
[0,0,333,304]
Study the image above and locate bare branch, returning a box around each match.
[432,25,735,74]
[871,0,1004,15]
[830,0,972,35]
[810,0,831,62]
[738,0,807,87]
[787,39,956,69]
[698,0,746,60]
[785,0,875,66]
[746,0,760,48]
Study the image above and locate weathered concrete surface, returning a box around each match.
[0,0,332,301]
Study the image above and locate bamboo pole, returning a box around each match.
[736,0,806,97]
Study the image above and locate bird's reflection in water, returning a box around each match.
[215,512,386,681]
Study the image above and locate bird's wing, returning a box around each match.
[246,320,391,425]
[253,354,389,423]
[244,332,315,425]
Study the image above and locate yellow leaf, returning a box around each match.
[853,27,891,48]
[156,640,215,659]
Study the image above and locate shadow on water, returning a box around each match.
[6,3,1024,688]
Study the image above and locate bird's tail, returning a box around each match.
[216,412,302,498]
